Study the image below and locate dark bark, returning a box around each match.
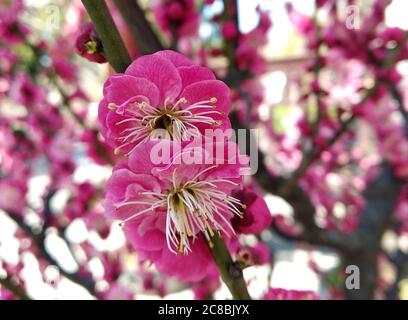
[112,0,164,55]
[342,164,404,299]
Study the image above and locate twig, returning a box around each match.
[42,189,57,230]
[207,235,251,300]
[112,0,164,54]
[385,82,408,137]
[0,276,31,300]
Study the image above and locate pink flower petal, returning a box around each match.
[128,140,173,176]
[155,238,213,282]
[125,54,182,102]
[177,65,215,88]
[103,74,160,106]
[180,80,231,114]
[126,222,166,251]
[105,167,139,201]
[154,50,194,67]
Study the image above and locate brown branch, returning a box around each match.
[81,0,131,73]
[0,276,31,300]
[6,212,96,296]
[385,82,408,137]
[342,163,404,299]
[385,249,408,299]
[207,235,251,300]
[112,0,164,55]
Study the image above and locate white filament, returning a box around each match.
[112,97,224,156]
[118,166,244,255]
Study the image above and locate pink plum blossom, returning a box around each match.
[75,22,107,63]
[0,8,30,44]
[9,73,45,108]
[98,50,231,155]
[231,188,272,234]
[103,140,248,281]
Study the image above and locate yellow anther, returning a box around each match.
[108,103,117,110]
[114,148,121,155]
[85,40,97,54]
[210,97,217,103]
[178,236,184,253]
[205,220,215,237]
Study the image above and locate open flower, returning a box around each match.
[98,50,231,156]
[104,140,248,255]
[103,140,247,280]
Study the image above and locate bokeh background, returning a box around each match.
[1,0,408,300]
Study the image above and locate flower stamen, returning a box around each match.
[118,165,242,254]
[111,96,223,151]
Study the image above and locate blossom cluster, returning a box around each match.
[2,0,407,301]
[99,50,272,282]
[0,0,128,299]
[265,0,408,238]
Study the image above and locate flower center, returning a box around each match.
[110,97,224,156]
[85,40,98,54]
[117,165,245,255]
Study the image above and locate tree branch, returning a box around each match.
[207,235,251,300]
[112,0,164,55]
[343,163,404,299]
[0,276,31,300]
[385,82,408,137]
